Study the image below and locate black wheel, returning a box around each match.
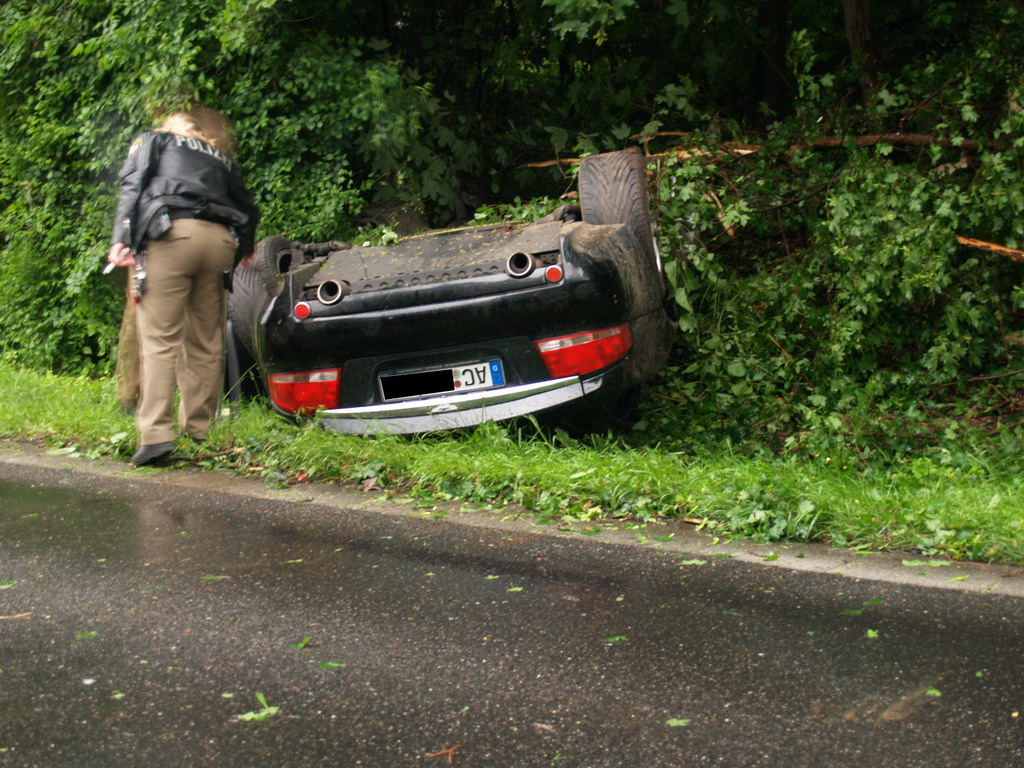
[228,235,292,357]
[578,149,658,269]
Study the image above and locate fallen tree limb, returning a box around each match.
[520,157,581,168]
[789,132,995,154]
[955,235,1024,263]
[522,132,996,169]
[632,131,764,158]
[967,368,1024,383]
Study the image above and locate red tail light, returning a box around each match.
[268,369,341,414]
[535,324,632,378]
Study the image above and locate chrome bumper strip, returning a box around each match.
[319,376,584,434]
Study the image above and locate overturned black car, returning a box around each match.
[226,149,675,434]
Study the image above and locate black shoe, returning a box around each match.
[130,441,175,467]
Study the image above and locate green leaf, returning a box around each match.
[901,560,951,568]
[236,692,280,722]
[611,122,631,141]
[666,718,691,727]
[601,635,627,644]
[726,361,747,378]
[674,286,693,312]
[318,662,346,670]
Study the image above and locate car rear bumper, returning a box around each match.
[317,376,584,434]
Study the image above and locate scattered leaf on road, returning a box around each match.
[236,692,279,722]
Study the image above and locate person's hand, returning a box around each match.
[239,252,255,268]
[107,242,135,269]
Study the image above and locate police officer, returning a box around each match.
[107,109,259,467]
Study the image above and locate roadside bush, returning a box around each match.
[0,0,479,373]
[648,5,1024,457]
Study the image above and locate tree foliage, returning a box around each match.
[648,2,1024,455]
[1,0,1022,455]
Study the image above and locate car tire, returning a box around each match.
[228,236,292,358]
[578,149,659,274]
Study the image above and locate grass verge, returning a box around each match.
[1,359,1022,564]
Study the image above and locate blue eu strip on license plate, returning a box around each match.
[489,361,505,386]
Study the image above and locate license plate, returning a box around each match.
[380,360,505,401]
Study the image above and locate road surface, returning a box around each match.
[1,446,1022,766]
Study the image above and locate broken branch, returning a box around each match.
[789,132,996,154]
[955,235,1024,263]
[426,745,463,763]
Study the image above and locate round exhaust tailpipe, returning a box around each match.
[506,251,536,278]
[316,279,351,305]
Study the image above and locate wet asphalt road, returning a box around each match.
[0,452,1023,767]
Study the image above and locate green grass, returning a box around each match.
[2,359,1022,564]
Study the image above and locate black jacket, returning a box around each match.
[111,130,260,265]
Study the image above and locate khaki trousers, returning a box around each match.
[135,218,236,444]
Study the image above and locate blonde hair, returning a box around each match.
[156,108,237,158]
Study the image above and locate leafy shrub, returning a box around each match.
[648,4,1024,457]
